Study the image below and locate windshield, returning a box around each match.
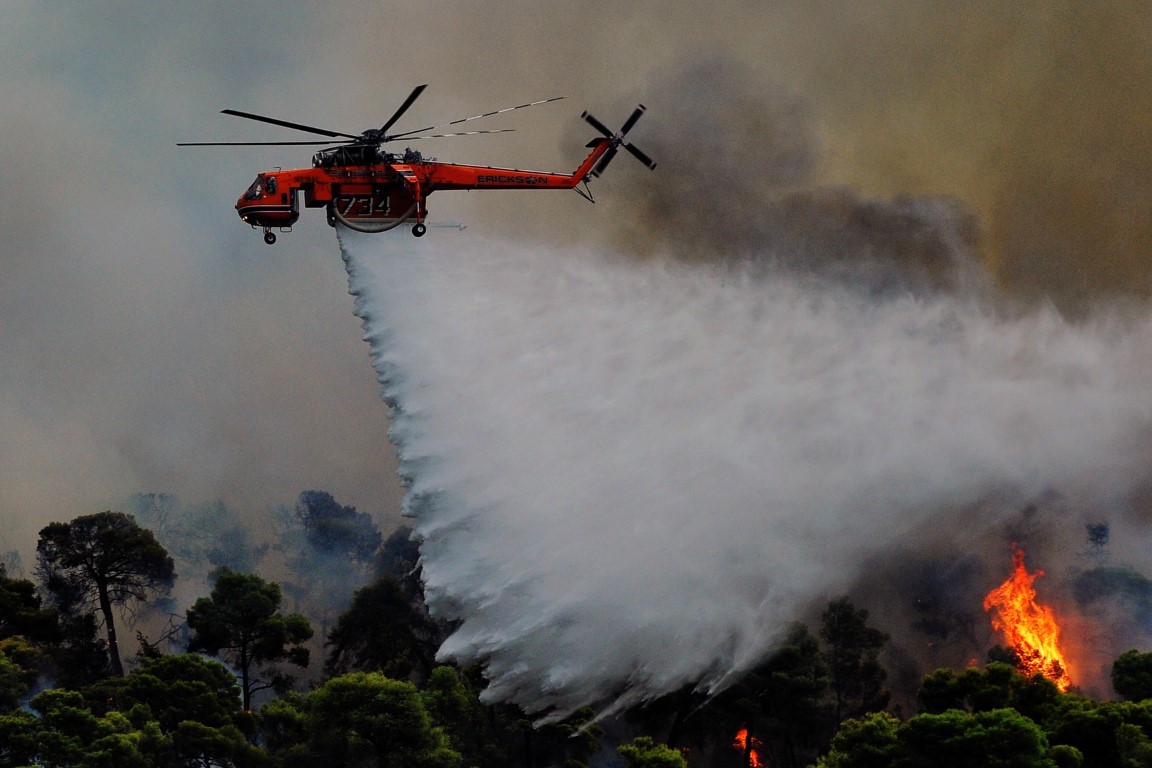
[244,176,265,201]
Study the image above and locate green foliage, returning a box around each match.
[187,569,313,710]
[820,597,890,726]
[917,663,1060,724]
[307,671,461,768]
[278,490,383,632]
[897,708,1052,768]
[376,525,422,585]
[254,691,310,760]
[36,511,175,677]
[1116,722,1152,767]
[421,666,491,763]
[531,708,603,768]
[325,575,440,682]
[0,565,61,643]
[0,709,41,766]
[617,736,687,768]
[52,612,111,689]
[815,711,901,768]
[713,621,833,768]
[118,653,246,733]
[173,720,268,768]
[1044,696,1152,768]
[1048,743,1084,768]
[0,637,43,712]
[1114,649,1152,702]
[296,490,382,562]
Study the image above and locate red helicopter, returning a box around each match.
[180,85,656,244]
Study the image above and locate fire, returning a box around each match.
[982,543,1072,692]
[733,728,763,768]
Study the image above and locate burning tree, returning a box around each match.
[982,544,1072,692]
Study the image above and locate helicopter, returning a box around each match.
[179,85,656,244]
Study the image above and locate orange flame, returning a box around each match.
[733,728,763,768]
[982,543,1072,691]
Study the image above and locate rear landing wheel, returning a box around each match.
[263,230,277,245]
[412,223,427,237]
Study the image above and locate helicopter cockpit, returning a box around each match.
[243,175,277,200]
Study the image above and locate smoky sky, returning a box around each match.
[4,1,1152,582]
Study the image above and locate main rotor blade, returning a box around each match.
[620,104,646,135]
[220,109,358,139]
[624,142,657,170]
[581,111,614,138]
[380,84,428,135]
[395,129,515,141]
[387,96,566,140]
[177,140,345,146]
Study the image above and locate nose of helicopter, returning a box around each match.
[234,174,299,229]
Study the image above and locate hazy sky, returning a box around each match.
[4,1,1152,565]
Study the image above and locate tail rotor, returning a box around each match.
[581,104,657,178]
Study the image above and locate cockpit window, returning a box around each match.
[265,176,278,194]
[244,177,265,200]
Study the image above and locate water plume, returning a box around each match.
[338,225,1152,717]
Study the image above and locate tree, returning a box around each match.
[186,569,313,710]
[527,707,603,768]
[1112,649,1152,702]
[325,575,441,682]
[376,525,424,593]
[713,622,833,768]
[820,597,890,725]
[254,692,310,763]
[421,666,490,765]
[916,663,1060,725]
[618,736,687,768]
[307,672,460,768]
[0,563,61,643]
[36,512,175,677]
[0,637,44,712]
[118,653,247,734]
[898,708,1052,768]
[295,490,381,562]
[815,711,901,768]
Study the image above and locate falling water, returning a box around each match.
[339,228,1152,717]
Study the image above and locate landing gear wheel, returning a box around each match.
[263,230,277,245]
[411,223,427,238]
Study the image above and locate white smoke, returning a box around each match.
[339,228,1152,718]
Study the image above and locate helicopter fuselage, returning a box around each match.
[235,141,612,238]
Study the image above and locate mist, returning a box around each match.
[339,219,1152,717]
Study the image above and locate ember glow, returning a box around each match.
[983,544,1072,691]
[733,728,763,768]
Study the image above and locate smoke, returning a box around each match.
[339,221,1152,717]
[7,0,1152,711]
[330,35,1152,715]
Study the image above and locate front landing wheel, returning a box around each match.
[263,230,277,245]
[411,223,427,238]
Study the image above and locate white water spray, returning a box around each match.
[340,228,1152,717]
